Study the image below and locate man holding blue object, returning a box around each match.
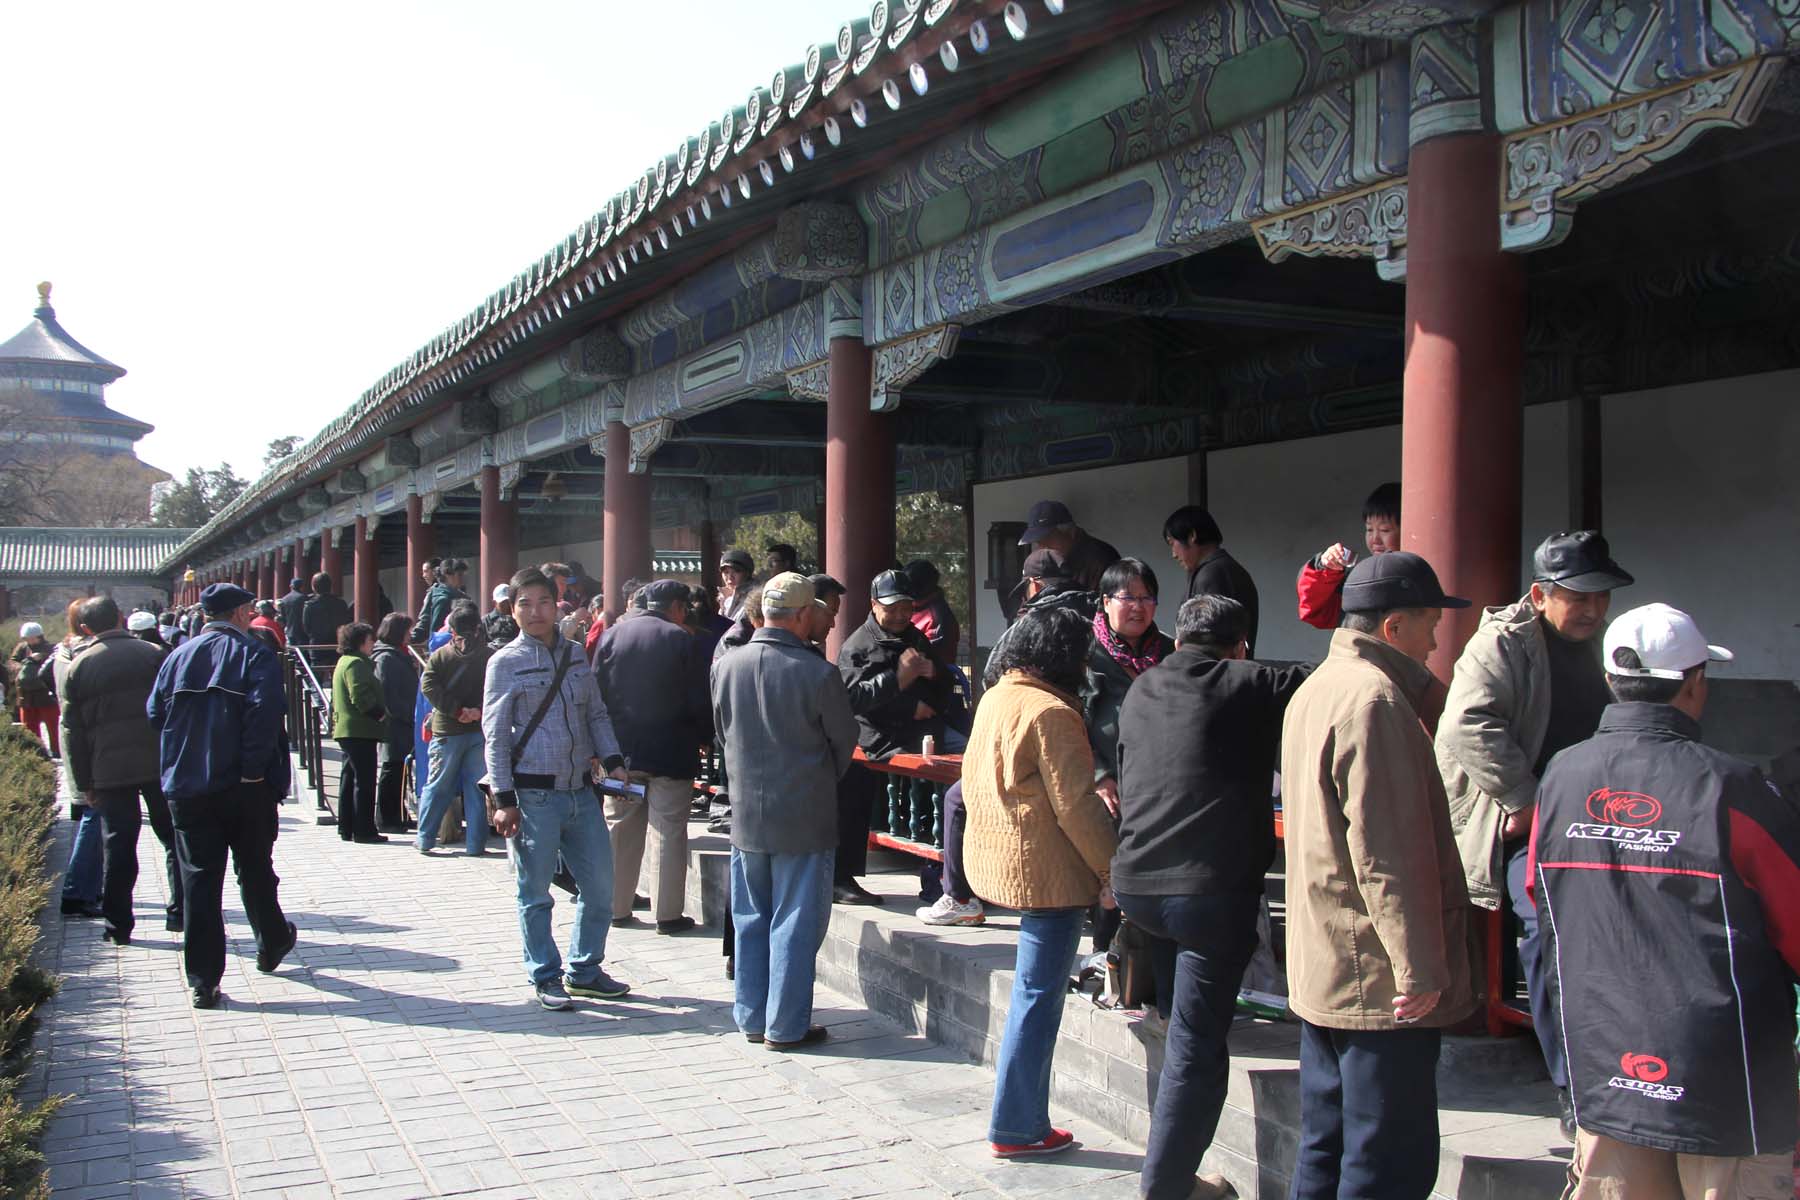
[483,567,632,1011]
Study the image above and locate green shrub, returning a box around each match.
[0,724,63,1198]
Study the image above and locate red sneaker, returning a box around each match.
[990,1128,1076,1159]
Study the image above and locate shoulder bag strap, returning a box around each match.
[509,642,576,766]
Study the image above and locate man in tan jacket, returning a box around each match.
[1435,530,1632,1137]
[1281,552,1476,1200]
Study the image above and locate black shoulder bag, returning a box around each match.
[482,642,575,821]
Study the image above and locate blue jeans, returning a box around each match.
[1290,1021,1441,1200]
[415,731,488,854]
[62,805,102,905]
[1115,891,1261,1200]
[990,907,1084,1145]
[511,788,613,987]
[1507,839,1567,1087]
[731,848,833,1042]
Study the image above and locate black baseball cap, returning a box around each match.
[639,579,689,610]
[1010,548,1073,598]
[1018,499,1074,545]
[871,569,914,603]
[1341,552,1470,613]
[719,548,753,572]
[1532,530,1633,594]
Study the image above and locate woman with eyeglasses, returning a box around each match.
[1083,557,1177,1019]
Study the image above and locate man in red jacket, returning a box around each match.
[1530,603,1799,1197]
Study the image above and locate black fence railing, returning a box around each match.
[284,645,335,821]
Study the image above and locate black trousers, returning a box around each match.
[939,781,972,903]
[834,765,882,883]
[94,780,183,936]
[1115,891,1260,1200]
[336,737,379,839]
[1290,1021,1442,1200]
[376,738,409,831]
[169,784,287,991]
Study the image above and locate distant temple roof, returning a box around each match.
[0,283,126,381]
[0,527,193,580]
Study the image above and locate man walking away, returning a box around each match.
[1113,596,1308,1200]
[147,584,296,1009]
[416,603,491,855]
[278,577,309,646]
[711,572,857,1049]
[596,580,709,933]
[1281,554,1476,1200]
[1438,529,1633,1137]
[1533,603,1799,1200]
[483,568,632,1010]
[1162,506,1260,655]
[61,596,184,944]
[301,572,352,655]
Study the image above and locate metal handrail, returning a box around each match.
[285,645,336,819]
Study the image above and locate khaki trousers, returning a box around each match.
[605,774,691,921]
[1563,1130,1793,1200]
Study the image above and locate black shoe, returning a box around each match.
[610,916,635,929]
[656,916,696,935]
[192,985,222,1010]
[632,894,650,911]
[833,882,884,906]
[257,921,297,973]
[1557,1087,1576,1144]
[765,1024,829,1051]
[352,833,388,844]
[101,926,130,946]
[725,956,734,981]
[165,914,184,933]
[60,899,103,918]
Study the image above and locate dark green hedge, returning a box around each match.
[0,723,64,1199]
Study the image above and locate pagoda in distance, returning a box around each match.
[0,282,153,457]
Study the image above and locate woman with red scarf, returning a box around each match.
[1082,557,1177,1017]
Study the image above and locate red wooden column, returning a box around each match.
[258,553,274,600]
[320,530,343,589]
[292,537,307,587]
[479,466,519,607]
[602,421,653,623]
[405,492,435,617]
[354,516,379,623]
[823,335,895,660]
[1401,132,1525,679]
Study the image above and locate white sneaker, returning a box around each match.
[916,895,985,926]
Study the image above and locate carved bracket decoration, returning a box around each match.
[1502,58,1785,254]
[628,418,675,474]
[560,328,631,383]
[773,203,868,281]
[1253,180,1410,282]
[872,325,960,413]
[497,461,525,500]
[784,361,831,402]
[363,513,381,541]
[419,491,441,525]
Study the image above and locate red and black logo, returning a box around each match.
[1586,789,1662,828]
[1619,1052,1668,1082]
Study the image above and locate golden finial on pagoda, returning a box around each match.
[36,282,51,306]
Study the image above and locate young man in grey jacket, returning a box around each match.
[483,567,633,1011]
[711,572,858,1049]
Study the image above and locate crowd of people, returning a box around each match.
[10,487,1797,1200]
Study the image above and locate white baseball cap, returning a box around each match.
[17,622,42,638]
[1603,603,1733,680]
[127,611,158,632]
[491,584,513,603]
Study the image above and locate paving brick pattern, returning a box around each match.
[30,803,1149,1200]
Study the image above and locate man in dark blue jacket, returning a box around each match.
[148,583,296,1009]
[1531,603,1799,1196]
[596,580,710,933]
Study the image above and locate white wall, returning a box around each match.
[971,372,1796,679]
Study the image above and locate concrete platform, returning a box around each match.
[678,825,1575,1200]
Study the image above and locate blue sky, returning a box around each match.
[0,0,857,482]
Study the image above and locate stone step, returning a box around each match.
[675,824,1572,1198]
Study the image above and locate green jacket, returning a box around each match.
[331,652,387,741]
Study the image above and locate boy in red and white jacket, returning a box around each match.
[1295,482,1401,630]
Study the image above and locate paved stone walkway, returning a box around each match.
[32,799,1147,1200]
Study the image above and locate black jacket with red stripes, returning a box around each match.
[1529,702,1800,1157]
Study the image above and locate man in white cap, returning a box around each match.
[1530,603,1799,1198]
[482,583,518,648]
